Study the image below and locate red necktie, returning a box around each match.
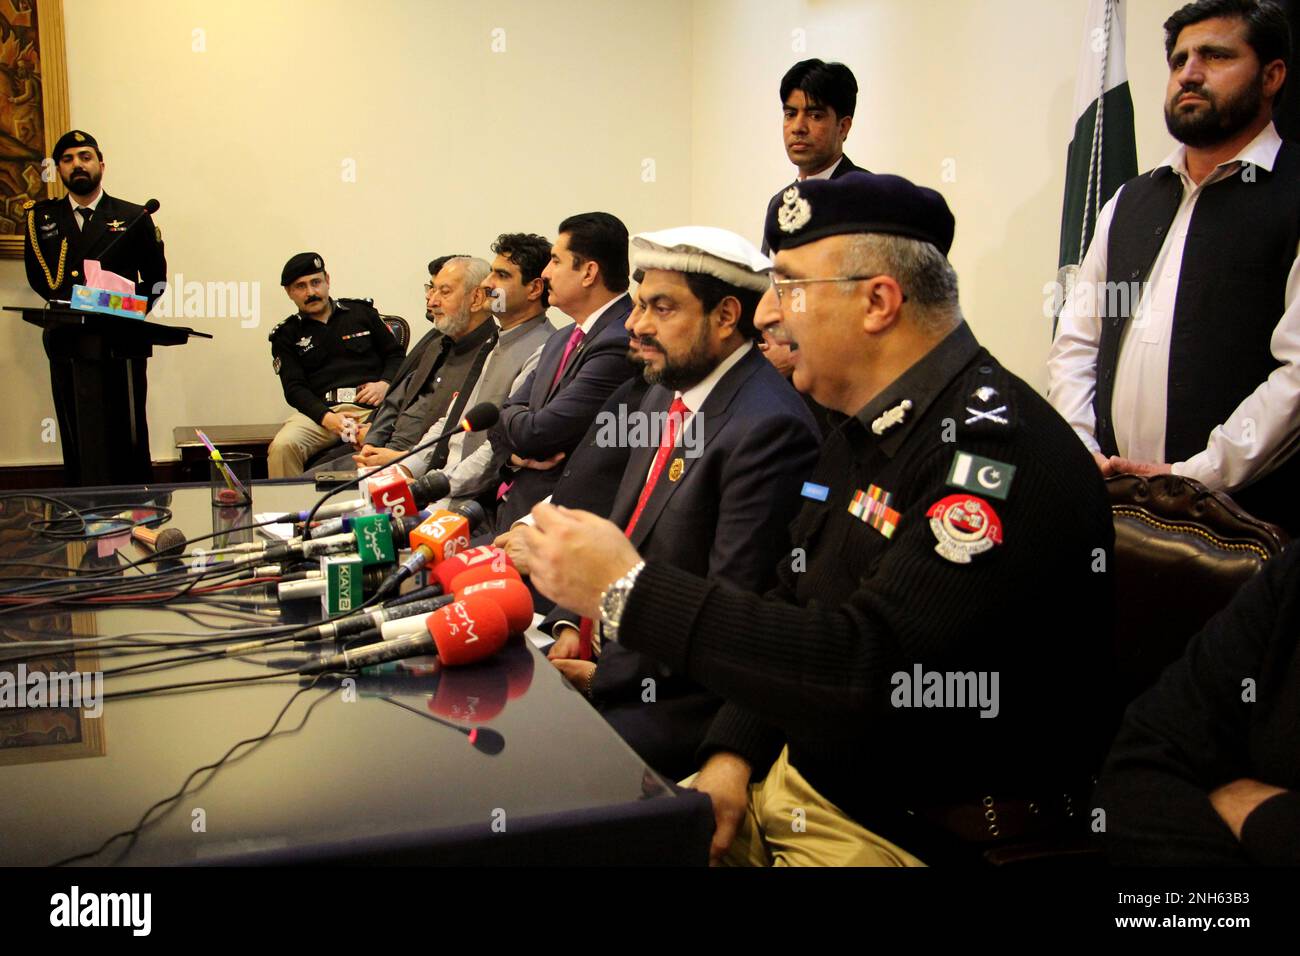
[550,325,586,389]
[577,396,690,660]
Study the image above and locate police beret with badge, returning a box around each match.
[51,129,98,161]
[280,251,326,287]
[763,170,955,257]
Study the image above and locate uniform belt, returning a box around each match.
[324,387,375,408]
[912,792,1089,845]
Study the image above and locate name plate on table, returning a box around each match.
[70,284,148,319]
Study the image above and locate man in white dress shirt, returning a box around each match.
[1048,0,1300,531]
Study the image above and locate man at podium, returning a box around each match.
[23,129,168,485]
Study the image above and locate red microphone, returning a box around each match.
[367,465,418,520]
[428,593,510,666]
[302,593,507,673]
[446,561,523,592]
[454,576,534,633]
[431,545,513,591]
[377,565,525,641]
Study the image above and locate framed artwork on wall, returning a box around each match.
[0,0,69,260]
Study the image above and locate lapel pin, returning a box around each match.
[871,399,913,436]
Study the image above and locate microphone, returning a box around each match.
[131,525,186,561]
[295,563,519,646]
[460,402,500,432]
[299,401,500,539]
[376,575,532,641]
[366,465,418,520]
[408,471,452,509]
[300,593,508,674]
[429,545,514,592]
[454,576,533,633]
[91,198,161,266]
[277,566,387,602]
[372,502,490,600]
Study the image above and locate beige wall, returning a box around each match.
[690,0,1183,392]
[0,0,1192,467]
[0,0,693,465]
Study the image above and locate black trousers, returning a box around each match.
[44,327,153,487]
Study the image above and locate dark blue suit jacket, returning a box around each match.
[493,294,638,531]
[547,345,821,779]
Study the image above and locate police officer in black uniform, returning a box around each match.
[267,252,404,477]
[23,130,167,485]
[519,172,1116,866]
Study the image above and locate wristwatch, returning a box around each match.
[598,560,646,643]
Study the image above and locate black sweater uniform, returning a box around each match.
[269,298,404,424]
[618,322,1117,861]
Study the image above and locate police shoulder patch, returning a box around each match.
[927,494,1004,564]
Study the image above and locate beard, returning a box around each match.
[434,306,473,339]
[1165,73,1264,148]
[640,323,716,391]
[61,167,101,198]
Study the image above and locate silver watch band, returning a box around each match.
[599,560,646,642]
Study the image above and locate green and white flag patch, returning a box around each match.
[947,451,1015,500]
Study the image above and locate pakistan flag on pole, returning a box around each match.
[1056,0,1138,332]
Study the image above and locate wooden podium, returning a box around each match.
[4,305,212,486]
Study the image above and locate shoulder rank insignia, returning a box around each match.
[927,495,1003,564]
[871,399,912,436]
[972,386,997,403]
[22,199,34,211]
[964,403,1008,426]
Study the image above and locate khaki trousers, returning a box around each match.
[685,746,928,867]
[268,403,371,478]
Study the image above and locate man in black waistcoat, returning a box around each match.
[1049,0,1300,532]
[24,130,167,486]
[518,172,1116,866]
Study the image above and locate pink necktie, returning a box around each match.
[550,325,586,389]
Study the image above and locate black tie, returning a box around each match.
[76,207,93,228]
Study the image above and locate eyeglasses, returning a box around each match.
[423,282,434,294]
[770,274,907,303]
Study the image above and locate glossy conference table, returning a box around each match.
[0,481,712,865]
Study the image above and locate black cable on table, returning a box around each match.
[51,674,330,867]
